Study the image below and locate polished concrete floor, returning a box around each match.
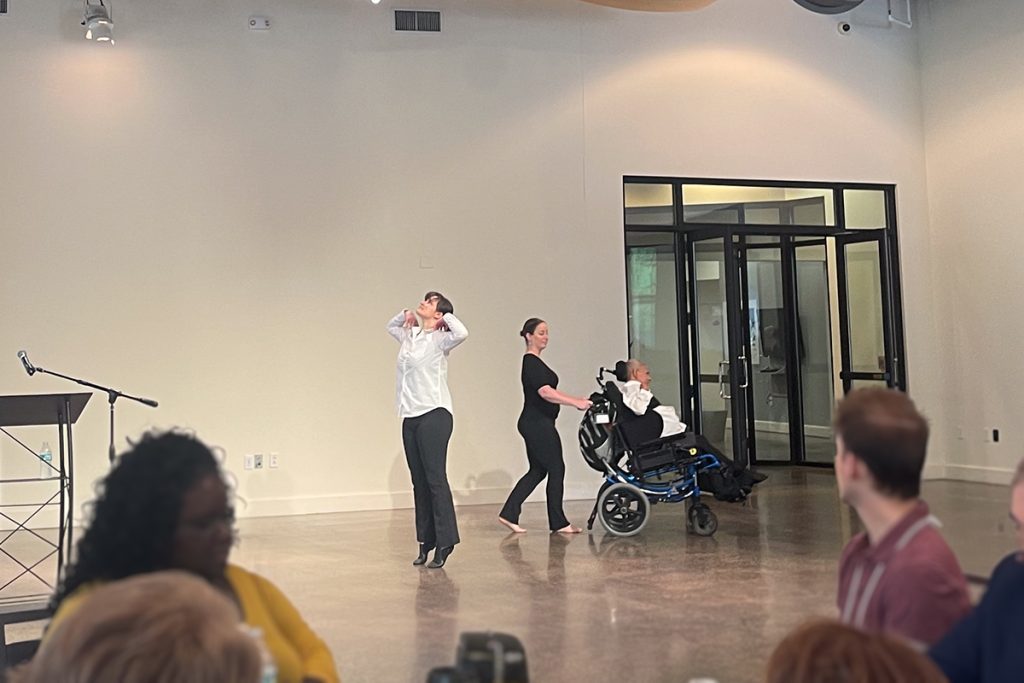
[3,468,1018,682]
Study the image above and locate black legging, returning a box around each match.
[500,413,570,531]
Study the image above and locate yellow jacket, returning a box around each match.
[48,564,339,683]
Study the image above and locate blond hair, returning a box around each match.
[11,571,261,683]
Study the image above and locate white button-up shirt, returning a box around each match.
[387,311,469,419]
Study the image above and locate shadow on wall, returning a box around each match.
[456,470,514,506]
[387,445,515,511]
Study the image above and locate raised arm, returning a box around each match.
[620,380,653,416]
[437,312,469,352]
[386,310,411,343]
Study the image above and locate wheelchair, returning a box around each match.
[577,362,762,537]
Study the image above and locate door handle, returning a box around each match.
[718,360,731,399]
[739,355,750,389]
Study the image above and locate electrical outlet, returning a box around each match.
[254,453,264,469]
[269,453,279,469]
[244,454,255,470]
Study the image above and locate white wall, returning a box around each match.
[0,0,944,520]
[919,0,1024,484]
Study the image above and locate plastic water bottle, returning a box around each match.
[39,442,53,479]
[242,626,277,683]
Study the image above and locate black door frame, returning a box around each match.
[835,231,897,392]
[623,177,908,470]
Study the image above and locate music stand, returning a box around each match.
[0,393,91,598]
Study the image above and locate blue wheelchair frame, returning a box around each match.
[579,366,723,536]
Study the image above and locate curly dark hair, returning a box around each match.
[52,430,223,610]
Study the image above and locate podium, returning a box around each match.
[0,393,91,601]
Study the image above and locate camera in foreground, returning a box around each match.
[426,632,528,683]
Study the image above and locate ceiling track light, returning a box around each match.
[83,0,114,44]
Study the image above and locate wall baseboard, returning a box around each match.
[0,484,605,527]
[942,464,1014,486]
[726,418,832,439]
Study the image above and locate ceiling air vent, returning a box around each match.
[395,10,441,32]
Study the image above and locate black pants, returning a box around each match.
[402,408,459,549]
[499,414,570,531]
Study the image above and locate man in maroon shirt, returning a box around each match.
[834,388,970,648]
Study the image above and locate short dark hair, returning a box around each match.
[833,388,929,499]
[519,318,544,339]
[424,291,453,316]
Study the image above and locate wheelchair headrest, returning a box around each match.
[613,360,630,383]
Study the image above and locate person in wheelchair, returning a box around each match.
[612,358,765,501]
[620,359,686,438]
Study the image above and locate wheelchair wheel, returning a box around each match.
[687,503,718,537]
[598,483,650,537]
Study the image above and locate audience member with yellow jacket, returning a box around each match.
[47,430,340,683]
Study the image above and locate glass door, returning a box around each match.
[793,240,836,463]
[689,231,751,468]
[625,232,684,413]
[835,232,898,392]
[740,238,793,464]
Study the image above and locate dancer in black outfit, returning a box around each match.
[499,318,592,534]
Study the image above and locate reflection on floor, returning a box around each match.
[3,469,1017,682]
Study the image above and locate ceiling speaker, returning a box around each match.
[579,0,717,11]
[792,0,865,13]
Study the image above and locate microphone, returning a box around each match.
[17,350,36,377]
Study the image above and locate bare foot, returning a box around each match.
[499,517,527,533]
[555,524,582,534]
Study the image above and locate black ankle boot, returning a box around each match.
[427,545,454,569]
[413,543,435,566]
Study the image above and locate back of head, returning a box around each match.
[13,572,261,683]
[833,388,929,499]
[765,619,947,683]
[519,317,544,339]
[621,359,642,382]
[53,430,223,607]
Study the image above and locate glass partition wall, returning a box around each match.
[623,178,906,467]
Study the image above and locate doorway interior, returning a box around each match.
[623,178,906,468]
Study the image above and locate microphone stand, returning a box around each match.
[32,364,158,463]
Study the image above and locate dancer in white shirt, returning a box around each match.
[387,292,468,568]
[621,359,687,437]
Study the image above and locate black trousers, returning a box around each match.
[402,408,459,548]
[499,414,570,531]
